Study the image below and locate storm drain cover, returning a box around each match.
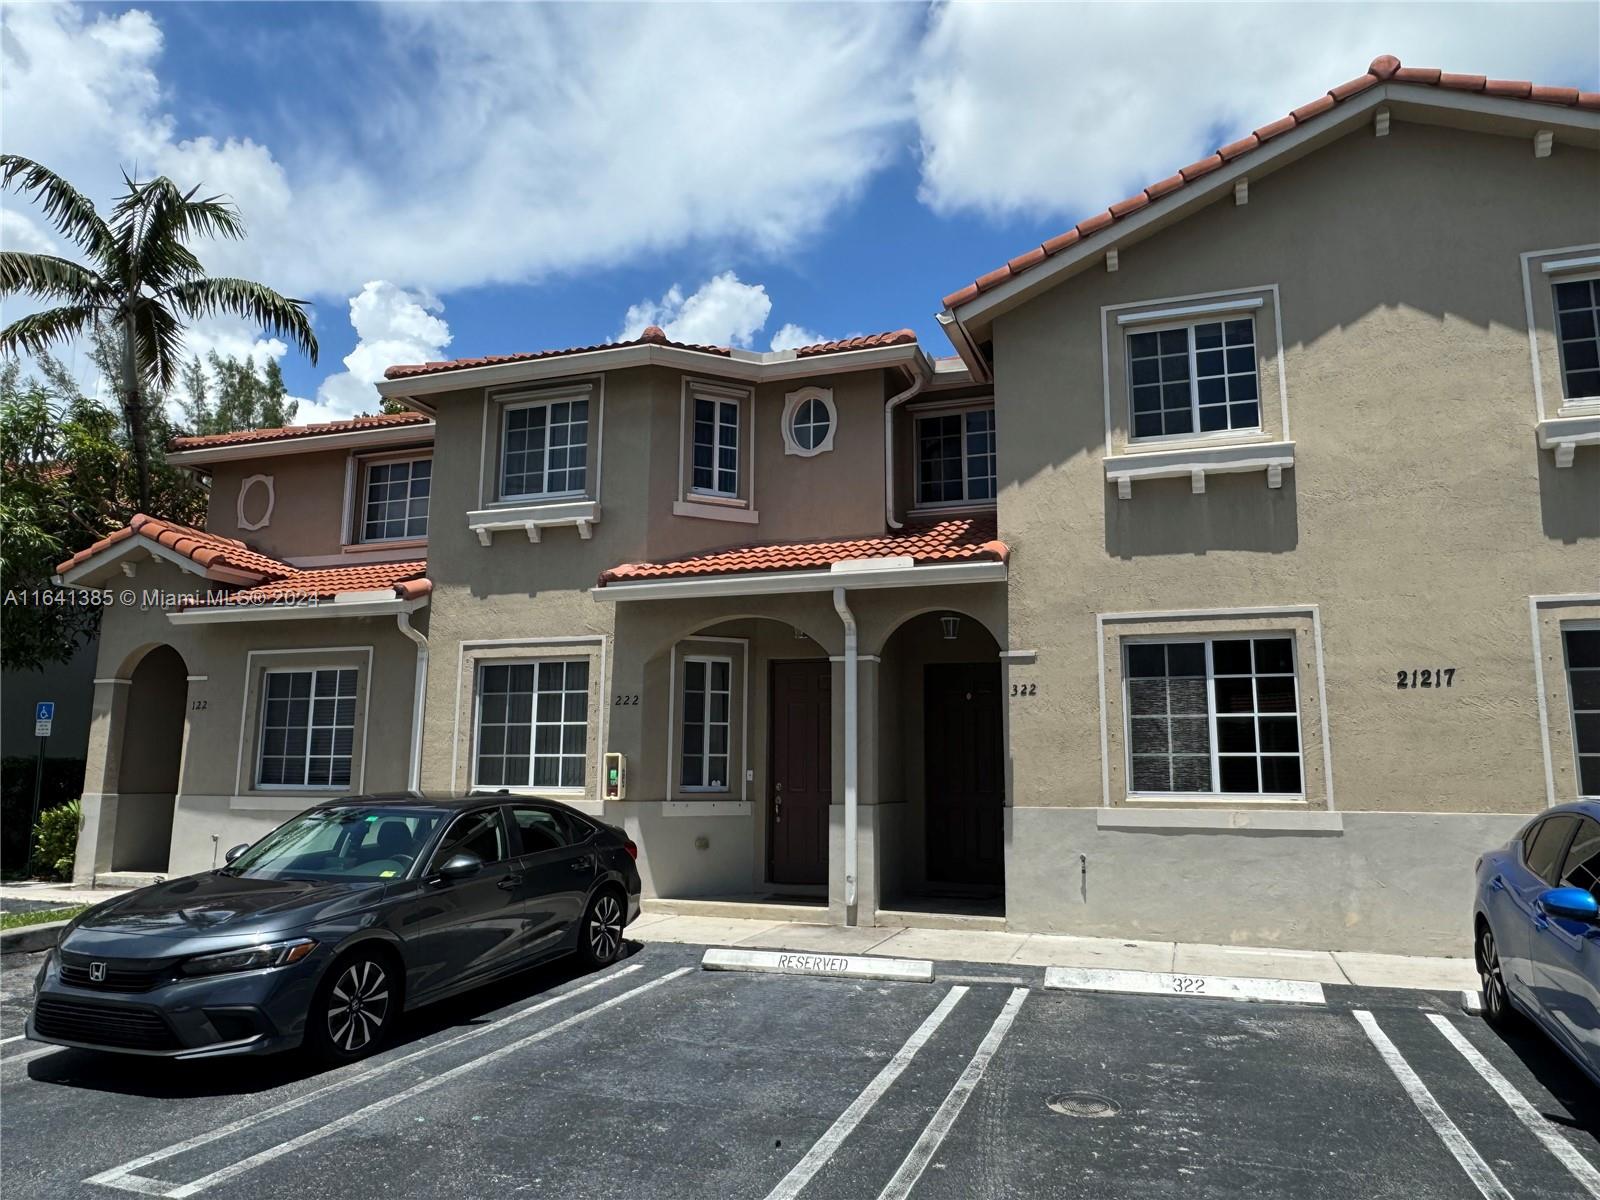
[1046,1092,1121,1119]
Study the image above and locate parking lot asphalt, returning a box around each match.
[1,940,1596,1200]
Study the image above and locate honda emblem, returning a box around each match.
[88,962,107,983]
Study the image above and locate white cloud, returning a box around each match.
[0,210,59,255]
[313,281,451,419]
[913,4,1600,220]
[770,323,826,352]
[617,273,774,348]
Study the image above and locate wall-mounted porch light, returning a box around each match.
[940,614,961,641]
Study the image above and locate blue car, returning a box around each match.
[1473,800,1600,1083]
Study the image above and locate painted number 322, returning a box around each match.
[1396,668,1456,690]
[1170,976,1206,994]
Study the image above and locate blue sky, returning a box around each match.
[3,2,1596,421]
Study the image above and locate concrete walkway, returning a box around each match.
[0,882,127,908]
[625,912,1481,992]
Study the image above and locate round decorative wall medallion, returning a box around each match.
[781,386,837,457]
[237,474,275,531]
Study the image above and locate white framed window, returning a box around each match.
[692,396,741,496]
[1554,276,1600,403]
[359,456,430,542]
[1127,317,1260,441]
[680,657,732,791]
[1564,628,1600,798]
[916,407,995,506]
[1125,637,1302,797]
[474,660,589,791]
[782,386,836,457]
[501,396,589,500]
[258,668,358,788]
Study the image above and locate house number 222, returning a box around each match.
[1396,668,1456,690]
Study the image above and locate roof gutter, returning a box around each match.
[592,558,1006,602]
[165,422,435,467]
[935,309,992,385]
[167,594,429,625]
[883,360,932,531]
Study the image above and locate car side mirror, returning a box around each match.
[224,843,251,864]
[1539,886,1600,923]
[436,852,483,882]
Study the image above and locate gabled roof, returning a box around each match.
[55,514,292,583]
[384,324,919,381]
[598,514,1005,585]
[941,55,1600,313]
[169,411,432,452]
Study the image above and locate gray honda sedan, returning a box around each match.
[28,795,641,1062]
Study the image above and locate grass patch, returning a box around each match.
[0,905,86,931]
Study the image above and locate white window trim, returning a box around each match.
[1120,634,1305,803]
[450,636,608,797]
[666,637,749,802]
[781,386,837,457]
[469,656,593,795]
[234,646,373,797]
[1115,296,1264,327]
[497,389,594,504]
[1101,284,1289,459]
[1562,620,1600,800]
[1094,606,1333,811]
[691,396,742,498]
[353,451,433,545]
[1123,313,1265,447]
[677,377,756,517]
[913,405,997,511]
[1519,244,1600,424]
[255,666,361,790]
[476,379,602,510]
[678,654,734,793]
[339,448,431,550]
[1550,267,1600,412]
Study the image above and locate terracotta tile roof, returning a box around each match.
[189,561,430,607]
[169,411,431,452]
[598,514,1006,585]
[942,55,1600,311]
[384,324,920,381]
[55,514,292,581]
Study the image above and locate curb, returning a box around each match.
[1044,965,1327,1006]
[0,921,67,956]
[702,948,934,983]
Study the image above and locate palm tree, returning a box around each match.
[0,156,318,512]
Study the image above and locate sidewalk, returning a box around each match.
[0,882,129,908]
[625,912,1481,993]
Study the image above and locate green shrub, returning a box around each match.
[32,799,81,881]
[1,757,86,871]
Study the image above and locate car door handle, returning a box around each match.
[496,874,521,891]
[1490,876,1506,892]
[569,857,592,872]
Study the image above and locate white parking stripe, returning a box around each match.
[164,966,692,1198]
[1427,1013,1600,1198]
[85,962,644,1193]
[874,987,1028,1200]
[762,986,969,1200]
[1353,1010,1512,1200]
[2,1043,61,1068]
[1,1033,27,1044]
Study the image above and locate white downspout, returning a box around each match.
[883,358,931,531]
[832,586,859,925]
[396,610,428,795]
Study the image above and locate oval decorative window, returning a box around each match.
[782,386,836,457]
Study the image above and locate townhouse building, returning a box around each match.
[58,58,1599,954]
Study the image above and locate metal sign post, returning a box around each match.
[30,702,54,870]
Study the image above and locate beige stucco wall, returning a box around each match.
[995,118,1600,829]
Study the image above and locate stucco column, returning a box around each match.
[74,677,131,883]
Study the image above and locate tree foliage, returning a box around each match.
[176,351,298,435]
[0,355,205,672]
[0,156,318,511]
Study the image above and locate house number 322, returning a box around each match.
[1396,668,1456,690]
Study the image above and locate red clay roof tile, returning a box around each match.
[792,330,918,358]
[169,412,430,452]
[1007,246,1048,273]
[943,56,1596,314]
[55,514,291,580]
[190,561,429,607]
[597,515,1006,585]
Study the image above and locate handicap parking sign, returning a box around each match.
[34,701,54,737]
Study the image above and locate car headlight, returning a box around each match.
[180,939,318,977]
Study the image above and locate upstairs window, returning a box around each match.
[1128,318,1259,440]
[692,396,740,496]
[1125,637,1302,797]
[502,396,589,500]
[1554,278,1600,402]
[361,457,430,542]
[916,408,995,506]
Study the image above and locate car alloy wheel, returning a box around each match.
[1478,925,1508,1023]
[326,959,390,1053]
[588,893,623,964]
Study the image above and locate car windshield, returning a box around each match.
[223,806,445,881]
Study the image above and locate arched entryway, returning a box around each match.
[878,610,1005,916]
[111,644,188,871]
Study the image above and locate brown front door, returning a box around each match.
[925,662,1004,886]
[768,660,831,885]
